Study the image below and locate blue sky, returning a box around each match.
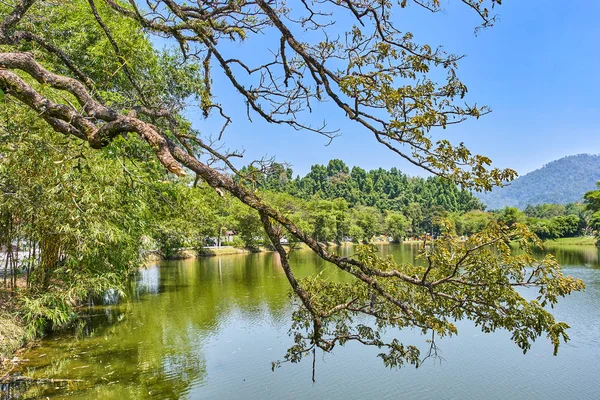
[182,1,600,178]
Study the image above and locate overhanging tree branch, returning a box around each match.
[0,0,584,367]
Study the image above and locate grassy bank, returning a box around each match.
[544,236,597,246]
[0,296,28,367]
[196,247,254,257]
[144,247,256,262]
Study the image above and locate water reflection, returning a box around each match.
[137,266,160,295]
[4,244,600,399]
[538,245,600,268]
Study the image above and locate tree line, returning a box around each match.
[239,159,485,213]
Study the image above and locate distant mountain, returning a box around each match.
[477,154,600,210]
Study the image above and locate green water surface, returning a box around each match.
[3,243,600,399]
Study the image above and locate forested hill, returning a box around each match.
[239,160,485,213]
[477,154,600,210]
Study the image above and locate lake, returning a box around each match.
[3,243,600,399]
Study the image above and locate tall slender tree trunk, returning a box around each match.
[38,234,61,290]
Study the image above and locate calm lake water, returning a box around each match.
[3,243,600,399]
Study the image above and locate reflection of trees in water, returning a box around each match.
[8,298,207,399]
[7,244,596,398]
[136,266,161,295]
[538,246,600,268]
[374,242,422,265]
[7,252,303,399]
[0,382,25,399]
[508,243,600,269]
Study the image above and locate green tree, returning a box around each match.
[584,183,600,244]
[496,207,527,226]
[229,201,265,251]
[308,200,338,243]
[385,212,409,243]
[352,206,380,243]
[326,159,349,177]
[404,202,424,237]
[0,117,205,333]
[453,210,493,236]
[348,225,364,244]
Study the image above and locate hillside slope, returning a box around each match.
[477,154,600,209]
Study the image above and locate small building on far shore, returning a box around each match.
[223,230,235,243]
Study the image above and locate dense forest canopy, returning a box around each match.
[478,154,600,210]
[239,159,485,213]
[0,0,585,369]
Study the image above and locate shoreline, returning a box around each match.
[543,236,597,246]
[152,240,429,262]
[149,237,598,263]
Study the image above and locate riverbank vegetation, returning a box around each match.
[584,183,600,245]
[0,0,587,371]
